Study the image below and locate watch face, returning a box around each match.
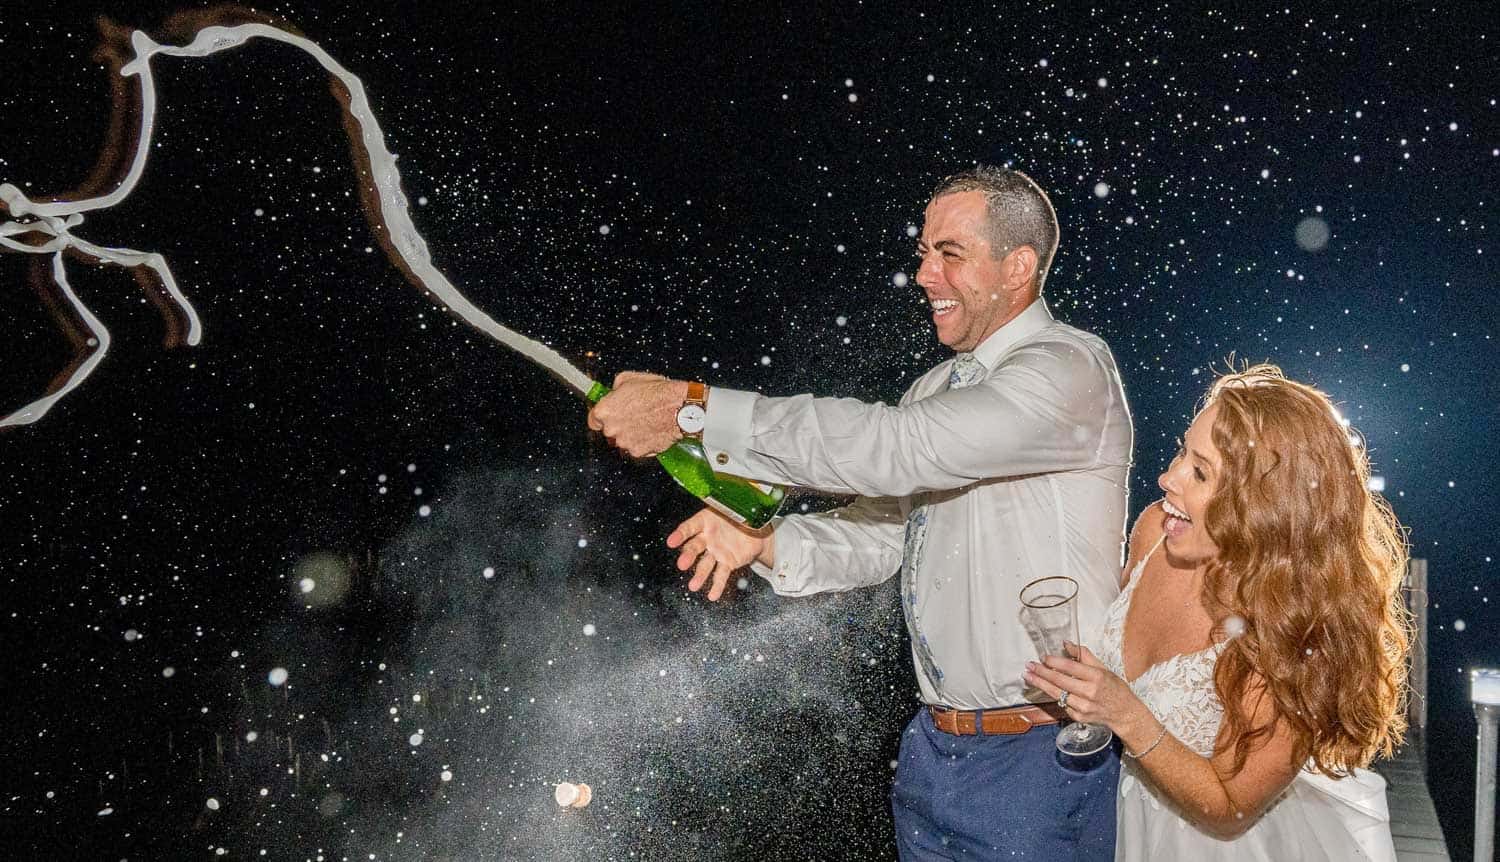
[676,403,707,434]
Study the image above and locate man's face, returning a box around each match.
[915,191,1013,352]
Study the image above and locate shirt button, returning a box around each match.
[715,452,729,466]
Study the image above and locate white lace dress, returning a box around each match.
[1094,539,1398,861]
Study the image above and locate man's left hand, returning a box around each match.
[586,371,689,458]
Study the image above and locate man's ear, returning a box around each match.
[1003,244,1039,291]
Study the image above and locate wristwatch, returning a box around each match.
[675,381,707,440]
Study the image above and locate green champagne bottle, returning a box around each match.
[586,381,785,529]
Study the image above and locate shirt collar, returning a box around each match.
[968,296,1054,369]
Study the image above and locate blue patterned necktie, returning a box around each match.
[948,352,985,389]
[901,352,984,687]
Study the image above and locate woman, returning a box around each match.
[1024,363,1410,860]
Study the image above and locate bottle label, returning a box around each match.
[704,496,749,525]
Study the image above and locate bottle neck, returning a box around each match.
[584,380,609,405]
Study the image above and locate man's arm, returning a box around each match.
[706,339,1123,497]
[669,494,907,600]
[751,494,906,597]
[588,340,1123,499]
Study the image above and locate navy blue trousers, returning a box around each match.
[890,708,1119,861]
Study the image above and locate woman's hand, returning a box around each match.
[1023,643,1154,737]
[666,508,772,601]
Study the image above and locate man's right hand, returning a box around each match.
[666,508,775,601]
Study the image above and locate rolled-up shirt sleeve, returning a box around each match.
[749,495,906,596]
[705,339,1119,498]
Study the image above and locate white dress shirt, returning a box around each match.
[703,298,1133,709]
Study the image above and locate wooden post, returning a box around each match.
[1474,698,1498,862]
[1405,558,1429,738]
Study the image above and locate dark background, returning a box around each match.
[1,2,1495,859]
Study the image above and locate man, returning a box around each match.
[589,166,1133,860]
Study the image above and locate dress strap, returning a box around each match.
[1125,533,1168,585]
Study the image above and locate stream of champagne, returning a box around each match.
[0,21,593,428]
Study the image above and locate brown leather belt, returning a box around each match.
[928,702,1067,736]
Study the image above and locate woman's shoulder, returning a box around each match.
[1126,501,1167,568]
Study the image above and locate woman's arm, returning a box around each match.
[1110,683,1302,838]
[1026,654,1302,839]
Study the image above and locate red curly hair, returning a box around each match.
[1199,364,1411,778]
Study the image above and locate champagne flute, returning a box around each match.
[1019,576,1114,757]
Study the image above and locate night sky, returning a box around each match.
[2,2,1496,859]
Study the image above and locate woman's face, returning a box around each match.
[1157,403,1223,564]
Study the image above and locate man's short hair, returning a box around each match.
[930,166,1059,292]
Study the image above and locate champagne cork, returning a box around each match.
[554,781,592,809]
